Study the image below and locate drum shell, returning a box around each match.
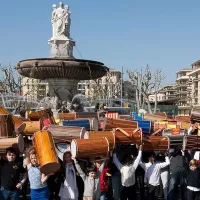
[183,136,200,151]
[58,113,76,120]
[88,131,115,151]
[143,112,167,121]
[143,135,170,151]
[0,114,14,138]
[119,115,134,120]
[0,135,24,153]
[103,118,138,131]
[0,107,26,134]
[23,121,41,136]
[48,125,88,142]
[162,129,186,136]
[76,112,99,120]
[105,112,119,119]
[33,130,60,174]
[167,135,184,149]
[131,112,143,121]
[62,118,98,131]
[131,120,151,134]
[28,109,52,121]
[71,138,109,158]
[154,122,167,132]
[190,109,200,122]
[114,128,142,145]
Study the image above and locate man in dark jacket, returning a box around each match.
[167,149,189,200]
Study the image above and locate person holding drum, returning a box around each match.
[113,144,143,200]
[59,151,79,200]
[72,156,106,200]
[25,147,54,200]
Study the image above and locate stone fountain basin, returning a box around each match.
[17,58,108,80]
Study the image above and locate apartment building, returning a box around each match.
[176,68,192,116]
[78,69,122,99]
[188,60,200,108]
[21,77,48,101]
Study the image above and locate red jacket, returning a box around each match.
[99,163,110,192]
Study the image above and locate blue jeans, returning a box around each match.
[100,191,107,200]
[167,171,186,200]
[1,187,19,200]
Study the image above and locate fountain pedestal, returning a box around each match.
[48,38,75,58]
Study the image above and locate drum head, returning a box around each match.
[55,143,70,161]
[80,127,87,139]
[17,123,26,134]
[40,162,61,174]
[92,118,99,132]
[17,134,24,153]
[70,140,77,157]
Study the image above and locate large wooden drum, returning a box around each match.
[0,135,24,153]
[143,135,170,151]
[131,120,151,134]
[33,130,60,174]
[58,113,76,120]
[183,136,200,151]
[103,118,138,131]
[0,107,26,134]
[143,112,167,121]
[71,138,109,158]
[114,128,143,145]
[76,112,99,120]
[88,131,115,151]
[190,109,200,122]
[0,114,14,138]
[62,118,98,131]
[23,121,41,136]
[48,125,88,142]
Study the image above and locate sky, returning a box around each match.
[0,0,200,85]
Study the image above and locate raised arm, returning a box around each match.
[133,150,142,169]
[156,156,170,169]
[113,153,123,170]
[132,145,143,169]
[73,158,86,181]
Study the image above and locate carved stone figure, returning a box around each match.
[64,5,71,38]
[54,2,66,37]
[51,4,57,37]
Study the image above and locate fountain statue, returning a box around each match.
[16,1,108,111]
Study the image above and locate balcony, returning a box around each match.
[176,76,189,81]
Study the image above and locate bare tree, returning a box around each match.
[88,71,121,105]
[0,64,25,94]
[127,65,165,113]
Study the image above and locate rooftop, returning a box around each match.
[176,68,192,74]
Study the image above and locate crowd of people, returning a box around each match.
[0,143,200,200]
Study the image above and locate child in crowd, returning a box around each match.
[186,159,200,200]
[72,157,105,200]
[140,151,170,200]
[59,151,79,200]
[94,157,112,200]
[0,147,27,200]
[113,145,143,200]
[26,147,53,200]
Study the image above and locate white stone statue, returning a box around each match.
[51,4,57,37]
[64,5,71,38]
[49,2,75,58]
[52,2,71,38]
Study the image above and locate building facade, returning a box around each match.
[21,77,49,101]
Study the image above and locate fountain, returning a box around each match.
[16,1,108,110]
